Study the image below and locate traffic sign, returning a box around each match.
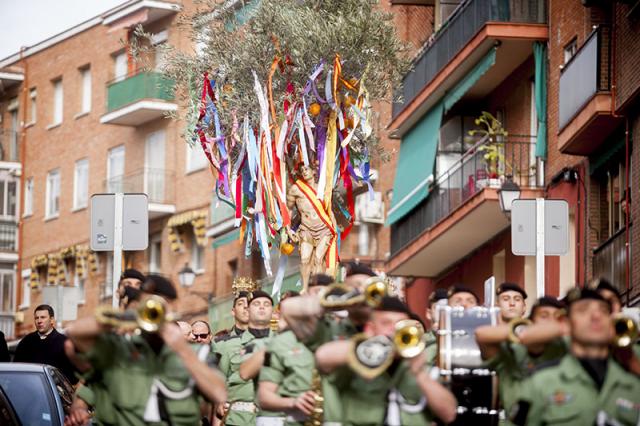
[90,193,149,251]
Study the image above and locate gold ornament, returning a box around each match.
[280,242,295,255]
[232,276,259,296]
[309,103,321,116]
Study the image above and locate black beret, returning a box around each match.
[428,288,449,306]
[342,261,376,277]
[496,282,528,299]
[529,296,565,318]
[248,290,273,305]
[564,287,611,310]
[447,285,480,302]
[590,278,621,301]
[233,291,249,306]
[374,296,411,315]
[141,274,177,301]
[309,273,334,287]
[121,268,146,283]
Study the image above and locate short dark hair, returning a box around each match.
[191,320,211,334]
[34,304,54,318]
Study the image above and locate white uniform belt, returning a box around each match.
[229,401,257,413]
[286,412,308,422]
[256,416,285,426]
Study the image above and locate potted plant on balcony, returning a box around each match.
[466,111,510,189]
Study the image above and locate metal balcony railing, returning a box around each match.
[391,135,539,255]
[392,0,547,119]
[0,129,20,163]
[0,221,17,252]
[593,228,627,296]
[103,168,176,205]
[559,25,611,130]
[106,71,175,113]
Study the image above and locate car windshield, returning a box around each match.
[0,371,59,426]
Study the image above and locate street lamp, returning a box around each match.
[498,177,521,214]
[178,263,196,288]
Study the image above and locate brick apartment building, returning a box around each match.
[386,0,640,320]
[0,0,430,339]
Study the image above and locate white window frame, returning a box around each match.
[149,234,162,273]
[107,145,125,193]
[24,177,33,217]
[19,268,30,310]
[186,143,207,173]
[0,177,18,220]
[29,89,37,124]
[114,52,128,82]
[191,233,205,274]
[564,38,578,65]
[52,79,63,125]
[80,67,91,113]
[0,268,15,315]
[45,169,61,219]
[73,158,89,210]
[103,253,114,299]
[74,265,85,304]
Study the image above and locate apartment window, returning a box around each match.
[0,267,14,314]
[45,169,61,219]
[29,89,37,123]
[24,178,33,217]
[0,179,17,219]
[73,159,89,210]
[52,79,63,125]
[20,269,30,309]
[8,101,18,162]
[152,30,168,71]
[191,233,204,273]
[80,67,91,113]
[107,145,125,192]
[186,143,207,173]
[149,234,162,273]
[595,157,627,242]
[564,38,578,65]
[114,52,127,82]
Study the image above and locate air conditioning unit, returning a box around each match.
[355,191,385,224]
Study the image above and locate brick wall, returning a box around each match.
[614,3,640,110]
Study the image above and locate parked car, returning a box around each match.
[0,363,74,426]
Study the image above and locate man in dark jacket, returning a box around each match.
[0,330,9,362]
[13,304,77,383]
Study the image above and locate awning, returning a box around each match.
[167,209,208,252]
[534,42,548,159]
[590,133,625,175]
[386,47,498,226]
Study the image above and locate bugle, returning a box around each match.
[95,295,175,333]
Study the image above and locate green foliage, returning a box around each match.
[468,111,510,176]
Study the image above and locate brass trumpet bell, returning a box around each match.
[394,319,426,358]
[612,315,639,348]
[137,296,169,333]
[319,278,388,309]
[363,278,387,308]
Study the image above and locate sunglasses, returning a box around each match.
[193,333,210,340]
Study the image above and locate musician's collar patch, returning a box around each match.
[549,391,573,405]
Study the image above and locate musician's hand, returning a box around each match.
[65,397,92,426]
[408,350,428,375]
[160,322,188,352]
[216,402,230,419]
[292,391,317,416]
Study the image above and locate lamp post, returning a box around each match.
[498,177,521,215]
[178,263,196,288]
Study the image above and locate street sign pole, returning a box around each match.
[111,192,124,308]
[536,198,545,298]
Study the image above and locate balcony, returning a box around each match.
[100,71,177,126]
[558,26,621,155]
[0,67,23,90]
[0,129,20,164]
[593,228,627,296]
[390,0,547,136]
[0,221,17,252]
[102,0,180,29]
[103,168,176,219]
[389,135,543,276]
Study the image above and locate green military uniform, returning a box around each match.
[259,330,315,425]
[218,328,275,425]
[304,314,359,424]
[85,333,214,426]
[332,360,433,426]
[423,330,438,366]
[487,337,567,414]
[511,353,640,425]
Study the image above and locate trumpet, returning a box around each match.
[393,319,426,358]
[612,314,638,348]
[95,295,175,333]
[320,277,388,309]
[508,318,533,344]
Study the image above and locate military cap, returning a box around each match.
[308,273,334,287]
[121,268,146,283]
[590,277,621,301]
[374,296,412,315]
[529,296,565,319]
[564,287,611,310]
[428,288,449,306]
[248,290,273,305]
[141,274,177,301]
[447,285,480,302]
[496,282,528,299]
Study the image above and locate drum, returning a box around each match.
[436,306,500,426]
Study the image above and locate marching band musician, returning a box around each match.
[66,274,227,426]
[509,288,640,426]
[217,290,276,425]
[314,296,457,425]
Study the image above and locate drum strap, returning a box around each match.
[384,388,427,426]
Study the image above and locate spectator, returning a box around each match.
[191,320,213,344]
[0,330,9,362]
[13,304,78,384]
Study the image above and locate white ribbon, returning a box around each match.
[385,389,427,426]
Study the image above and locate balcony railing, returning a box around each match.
[391,135,539,255]
[103,168,176,205]
[0,221,17,252]
[559,25,611,130]
[0,129,20,163]
[593,228,627,296]
[392,0,547,119]
[106,71,175,113]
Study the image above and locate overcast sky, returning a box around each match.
[0,0,126,60]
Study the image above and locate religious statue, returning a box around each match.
[286,165,336,292]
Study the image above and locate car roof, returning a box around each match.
[0,363,50,373]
